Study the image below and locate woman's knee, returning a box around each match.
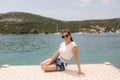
[40,62,44,66]
[43,64,57,72]
[40,63,50,70]
[40,65,49,71]
[41,65,45,70]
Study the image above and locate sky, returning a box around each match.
[0,0,120,21]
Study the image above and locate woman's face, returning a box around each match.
[62,32,71,42]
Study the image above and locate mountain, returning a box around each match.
[0,12,120,34]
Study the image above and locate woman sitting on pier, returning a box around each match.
[40,30,83,74]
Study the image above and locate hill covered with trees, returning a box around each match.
[0,12,120,34]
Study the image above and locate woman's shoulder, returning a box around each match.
[60,42,65,47]
[71,41,78,47]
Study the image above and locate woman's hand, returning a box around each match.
[45,61,51,66]
[77,71,85,75]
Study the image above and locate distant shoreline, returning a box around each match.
[0,12,120,35]
[0,32,120,35]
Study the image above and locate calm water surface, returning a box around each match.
[0,33,120,69]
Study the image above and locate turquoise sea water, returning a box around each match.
[0,33,120,69]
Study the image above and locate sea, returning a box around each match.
[0,33,120,69]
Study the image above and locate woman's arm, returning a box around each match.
[72,46,82,74]
[49,49,60,64]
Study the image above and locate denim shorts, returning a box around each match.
[54,56,66,71]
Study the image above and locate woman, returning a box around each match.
[40,30,83,74]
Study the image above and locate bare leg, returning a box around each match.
[40,58,54,70]
[42,64,57,72]
[40,58,51,66]
[40,59,57,71]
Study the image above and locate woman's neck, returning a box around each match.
[65,41,72,45]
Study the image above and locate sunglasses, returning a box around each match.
[61,34,69,39]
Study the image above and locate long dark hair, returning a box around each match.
[61,30,73,41]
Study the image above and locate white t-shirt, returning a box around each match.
[59,41,78,61]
